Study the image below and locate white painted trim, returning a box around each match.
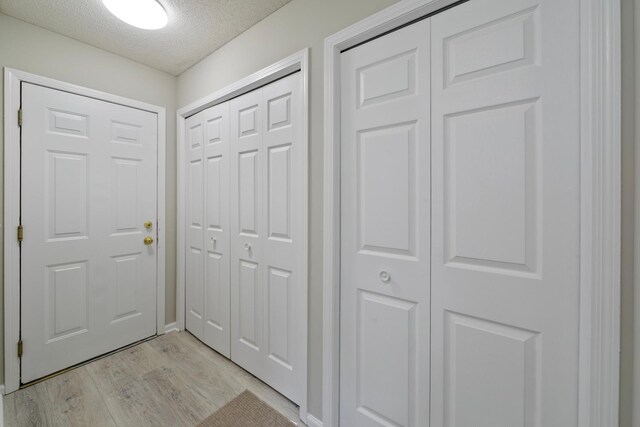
[577,0,622,426]
[306,414,323,427]
[164,322,179,334]
[176,48,310,422]
[633,0,640,423]
[3,68,167,394]
[176,112,186,333]
[322,1,621,426]
[0,384,5,427]
[156,107,167,337]
[4,68,21,397]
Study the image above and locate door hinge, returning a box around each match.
[17,224,23,243]
[18,108,22,127]
[17,339,23,358]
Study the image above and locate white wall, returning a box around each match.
[0,13,179,383]
[177,0,399,418]
[622,0,636,426]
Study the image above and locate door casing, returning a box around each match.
[323,0,622,426]
[3,68,167,394]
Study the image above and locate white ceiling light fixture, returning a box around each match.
[102,0,168,30]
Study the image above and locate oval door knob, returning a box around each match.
[379,270,391,283]
[144,236,154,245]
[244,243,251,251]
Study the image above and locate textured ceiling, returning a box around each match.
[0,0,291,75]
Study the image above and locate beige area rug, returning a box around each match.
[197,390,296,427]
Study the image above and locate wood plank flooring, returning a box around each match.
[4,331,299,426]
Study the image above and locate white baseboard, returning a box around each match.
[0,387,4,427]
[164,322,179,334]
[307,414,322,427]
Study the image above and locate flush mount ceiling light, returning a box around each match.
[102,0,168,30]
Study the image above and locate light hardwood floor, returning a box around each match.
[4,331,299,426]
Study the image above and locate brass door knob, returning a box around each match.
[144,236,154,245]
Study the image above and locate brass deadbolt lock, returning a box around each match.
[144,221,153,229]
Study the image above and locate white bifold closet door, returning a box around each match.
[185,72,305,406]
[185,103,231,358]
[340,0,581,425]
[230,72,305,404]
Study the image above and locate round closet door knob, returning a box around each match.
[379,270,391,283]
[244,243,251,251]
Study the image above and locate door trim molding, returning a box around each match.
[635,0,640,422]
[322,0,621,426]
[176,48,309,422]
[3,68,167,394]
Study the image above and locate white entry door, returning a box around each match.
[21,83,158,383]
[430,0,580,425]
[340,20,431,427]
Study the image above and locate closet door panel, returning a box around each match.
[230,90,264,373]
[203,103,231,357]
[185,112,205,340]
[261,73,304,403]
[430,0,580,425]
[340,20,431,427]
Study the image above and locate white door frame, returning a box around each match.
[3,68,167,394]
[176,48,309,422]
[322,0,621,426]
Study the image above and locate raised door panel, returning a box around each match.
[205,252,224,330]
[444,6,537,87]
[238,260,261,352]
[206,156,223,231]
[355,292,416,427]
[340,20,430,427]
[110,253,143,323]
[443,313,539,427]
[266,267,292,370]
[186,247,204,329]
[358,50,417,108]
[111,158,140,235]
[239,150,259,236]
[431,0,580,425]
[267,144,292,241]
[188,160,204,231]
[46,261,89,342]
[444,100,539,275]
[47,152,88,240]
[48,109,89,138]
[357,123,416,257]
